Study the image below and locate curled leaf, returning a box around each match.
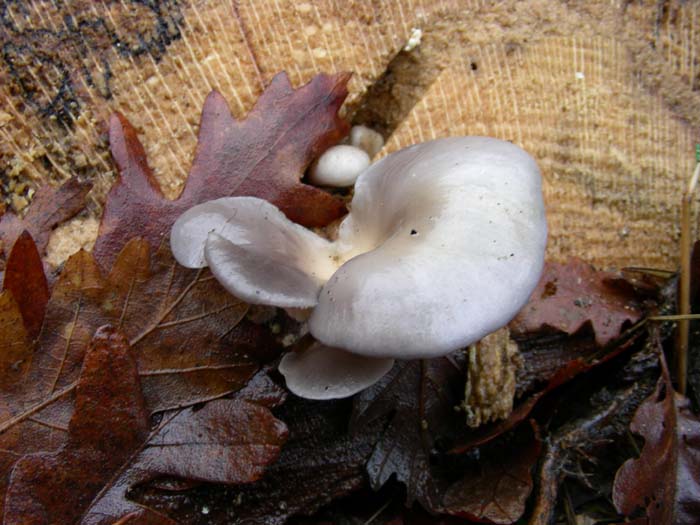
[613,352,700,524]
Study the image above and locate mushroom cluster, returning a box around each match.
[170,136,547,400]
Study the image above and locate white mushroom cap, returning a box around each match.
[311,137,546,359]
[308,144,370,187]
[170,137,546,392]
[278,342,394,400]
[171,197,337,307]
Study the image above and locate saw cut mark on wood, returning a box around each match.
[2,0,700,272]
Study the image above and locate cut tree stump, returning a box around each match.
[1,0,699,268]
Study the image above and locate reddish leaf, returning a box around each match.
[511,258,643,346]
[3,231,49,338]
[4,326,149,524]
[0,252,101,518]
[613,352,700,524]
[4,326,288,525]
[133,396,384,525]
[351,358,465,510]
[442,422,541,524]
[0,292,31,387]
[94,72,349,268]
[81,398,288,524]
[0,239,275,513]
[0,178,91,263]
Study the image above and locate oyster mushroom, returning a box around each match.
[170,136,547,400]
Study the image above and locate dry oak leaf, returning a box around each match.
[351,357,465,511]
[0,178,91,265]
[510,258,643,346]
[0,233,76,519]
[142,396,386,525]
[0,235,271,516]
[4,326,288,525]
[613,351,700,524]
[442,422,541,524]
[94,72,349,268]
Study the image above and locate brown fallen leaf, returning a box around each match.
[442,422,541,524]
[0,178,91,265]
[0,291,35,519]
[0,241,97,519]
[4,326,288,525]
[510,258,644,346]
[94,72,349,268]
[98,238,257,412]
[4,325,149,524]
[351,357,465,511]
[0,233,52,517]
[0,236,273,515]
[0,292,30,387]
[613,348,700,524]
[3,230,49,338]
[136,396,385,525]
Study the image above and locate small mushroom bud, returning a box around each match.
[308,144,370,187]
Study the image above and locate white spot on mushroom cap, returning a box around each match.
[309,137,547,359]
[308,144,370,187]
[278,342,394,400]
